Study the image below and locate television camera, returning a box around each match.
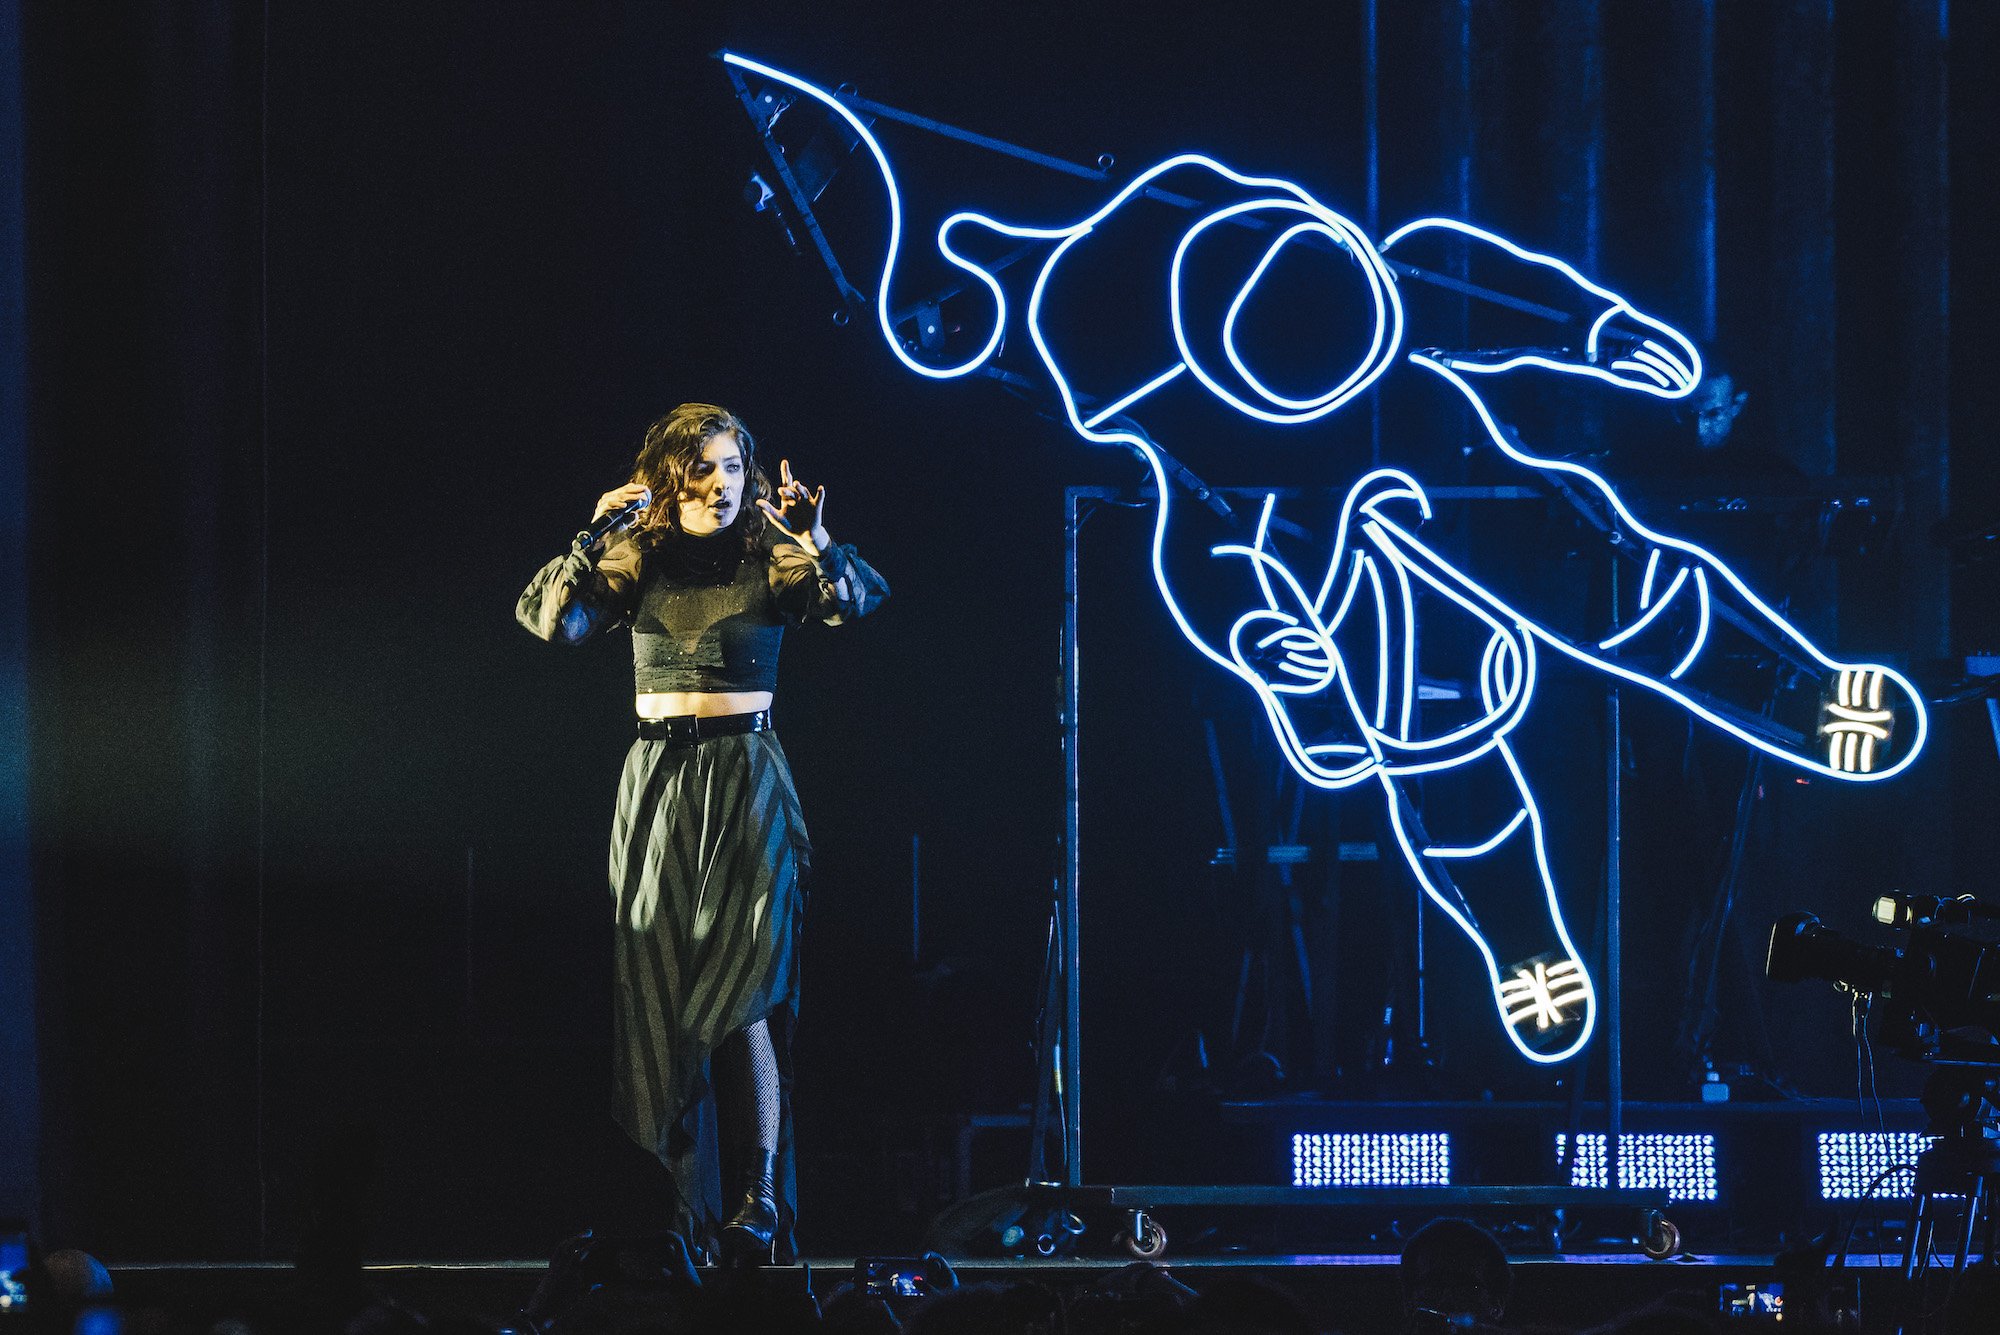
[1766,893,2000,1287]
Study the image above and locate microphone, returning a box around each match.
[574,491,651,553]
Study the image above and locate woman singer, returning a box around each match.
[516,402,888,1263]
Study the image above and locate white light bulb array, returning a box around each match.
[1292,1132,1451,1187]
[1557,1133,1719,1202]
[1817,1131,1931,1200]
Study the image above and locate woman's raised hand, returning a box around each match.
[757,459,830,551]
[593,482,653,522]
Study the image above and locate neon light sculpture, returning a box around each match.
[722,53,1928,1063]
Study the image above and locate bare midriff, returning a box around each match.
[635,690,774,720]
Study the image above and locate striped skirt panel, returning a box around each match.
[609,729,808,1175]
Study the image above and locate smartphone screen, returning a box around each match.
[0,1230,28,1315]
[856,1257,931,1302]
[1719,1281,1783,1319]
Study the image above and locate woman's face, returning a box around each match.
[677,432,747,535]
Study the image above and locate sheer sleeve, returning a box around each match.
[515,533,641,645]
[768,535,889,626]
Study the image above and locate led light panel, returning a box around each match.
[1293,1132,1451,1187]
[1557,1133,1718,1201]
[1817,1131,1930,1200]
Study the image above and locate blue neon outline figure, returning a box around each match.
[1215,469,1596,1060]
[721,53,1928,1064]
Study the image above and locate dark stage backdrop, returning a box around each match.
[0,0,30,1228]
[16,0,2000,1259]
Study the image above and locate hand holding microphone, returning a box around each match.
[575,483,653,553]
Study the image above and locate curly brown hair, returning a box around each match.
[629,402,770,555]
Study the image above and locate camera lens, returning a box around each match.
[1765,912,1898,994]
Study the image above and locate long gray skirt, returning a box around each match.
[609,728,807,1252]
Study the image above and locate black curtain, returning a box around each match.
[0,0,34,1228]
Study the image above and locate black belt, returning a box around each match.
[636,709,771,746]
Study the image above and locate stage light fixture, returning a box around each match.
[1816,1131,1930,1200]
[1292,1132,1451,1187]
[1556,1133,1718,1201]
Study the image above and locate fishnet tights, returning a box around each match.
[713,1018,779,1160]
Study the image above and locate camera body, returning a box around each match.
[1765,901,2000,1058]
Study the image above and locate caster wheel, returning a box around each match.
[1117,1210,1168,1260]
[1639,1210,1681,1260]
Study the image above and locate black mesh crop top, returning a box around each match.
[630,529,789,693]
[515,522,889,693]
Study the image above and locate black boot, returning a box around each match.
[718,1149,778,1266]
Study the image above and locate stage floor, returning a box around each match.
[97,1253,1929,1332]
